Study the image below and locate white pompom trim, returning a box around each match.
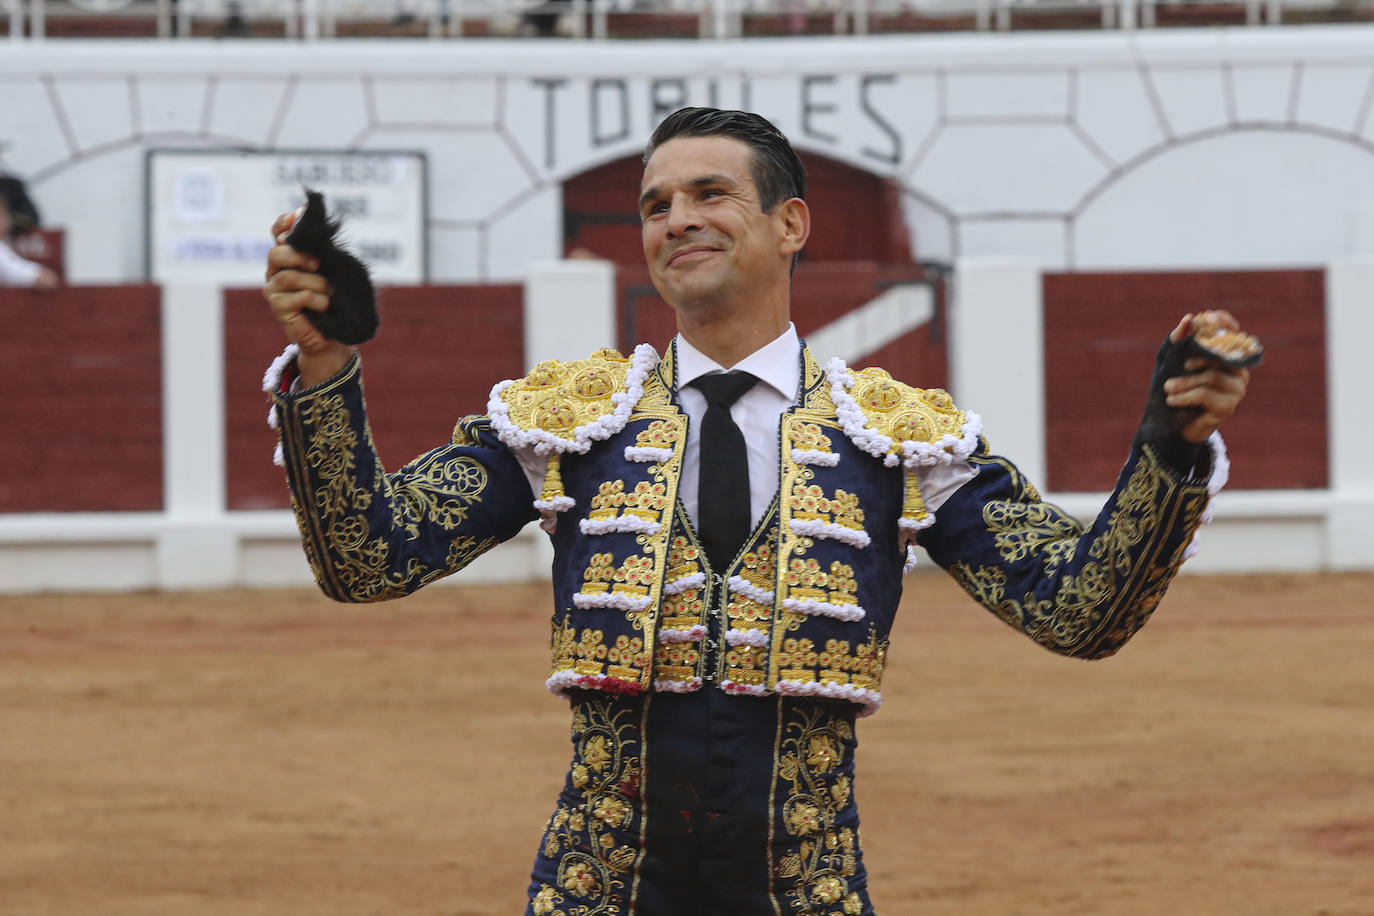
[264,343,302,467]
[487,343,658,456]
[534,495,576,513]
[725,628,769,648]
[625,446,674,463]
[824,357,981,469]
[653,677,703,693]
[262,343,300,394]
[579,516,661,536]
[664,572,706,595]
[657,625,707,644]
[897,515,935,532]
[780,597,867,622]
[545,670,644,698]
[776,678,883,716]
[791,448,839,467]
[788,518,871,549]
[572,591,653,611]
[1184,432,1230,561]
[721,680,768,697]
[903,544,920,574]
[727,575,775,605]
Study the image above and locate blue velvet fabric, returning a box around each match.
[525,689,875,916]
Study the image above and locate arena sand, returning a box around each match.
[1,572,1371,915]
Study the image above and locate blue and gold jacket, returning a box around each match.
[271,342,1220,716]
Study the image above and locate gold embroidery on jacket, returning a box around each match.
[653,642,701,683]
[848,367,967,449]
[949,451,1207,656]
[774,706,865,916]
[531,697,645,915]
[501,349,632,435]
[296,393,494,601]
[587,480,671,525]
[549,620,652,682]
[783,559,859,610]
[632,419,680,450]
[775,633,886,690]
[790,421,836,457]
[789,481,866,533]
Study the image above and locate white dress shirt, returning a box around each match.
[0,241,42,286]
[516,324,977,535]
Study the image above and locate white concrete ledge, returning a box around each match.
[0,513,554,594]
[1,491,1364,593]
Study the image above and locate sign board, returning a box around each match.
[146,149,428,285]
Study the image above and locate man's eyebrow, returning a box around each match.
[639,174,737,209]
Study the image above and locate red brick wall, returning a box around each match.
[0,285,163,512]
[224,285,525,510]
[1043,270,1326,491]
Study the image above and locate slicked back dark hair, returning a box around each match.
[643,107,807,212]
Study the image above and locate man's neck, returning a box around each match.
[675,301,790,369]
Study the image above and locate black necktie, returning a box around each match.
[690,371,758,572]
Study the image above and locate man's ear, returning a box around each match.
[776,197,810,257]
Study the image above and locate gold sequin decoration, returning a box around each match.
[847,366,968,459]
[500,348,632,439]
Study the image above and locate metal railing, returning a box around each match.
[7,0,1370,40]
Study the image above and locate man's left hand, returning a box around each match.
[1161,310,1252,443]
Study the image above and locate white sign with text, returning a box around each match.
[147,149,427,285]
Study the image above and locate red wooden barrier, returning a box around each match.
[1043,270,1327,492]
[0,285,163,512]
[224,284,525,510]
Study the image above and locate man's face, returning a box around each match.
[639,135,791,314]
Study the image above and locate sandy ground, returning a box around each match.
[1,572,1372,916]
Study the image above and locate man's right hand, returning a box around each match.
[263,210,353,388]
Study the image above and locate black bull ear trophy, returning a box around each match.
[285,189,380,345]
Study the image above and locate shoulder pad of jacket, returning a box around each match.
[487,344,659,455]
[828,363,983,468]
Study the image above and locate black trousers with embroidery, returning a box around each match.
[525,688,876,916]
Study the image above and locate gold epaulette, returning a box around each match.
[494,348,633,446]
[830,365,982,537]
[845,367,976,459]
[487,344,659,512]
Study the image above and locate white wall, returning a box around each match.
[2,255,1369,593]
[3,27,1372,590]
[3,26,1373,282]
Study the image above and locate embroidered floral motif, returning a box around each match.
[949,450,1208,658]
[531,697,645,915]
[981,499,1082,575]
[283,389,498,602]
[774,706,862,915]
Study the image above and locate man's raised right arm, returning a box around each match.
[263,211,539,602]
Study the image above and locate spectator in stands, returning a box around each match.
[0,194,58,289]
[520,0,571,36]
